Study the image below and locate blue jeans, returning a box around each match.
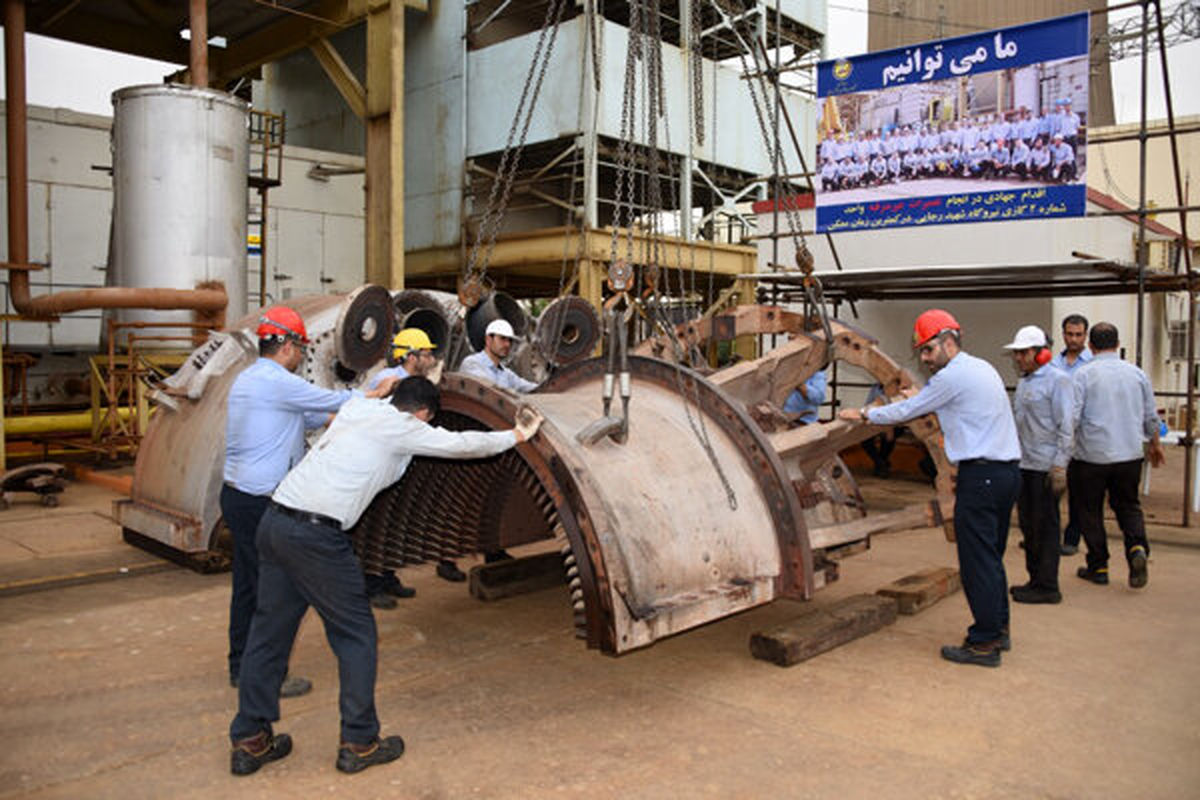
[220,484,270,681]
[230,505,381,745]
[954,460,1020,644]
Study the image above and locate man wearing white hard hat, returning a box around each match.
[459,318,538,393]
[1003,325,1074,604]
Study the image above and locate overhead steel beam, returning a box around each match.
[27,9,190,64]
[309,36,367,119]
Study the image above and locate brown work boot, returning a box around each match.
[336,735,405,774]
[231,730,292,776]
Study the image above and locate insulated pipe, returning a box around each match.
[190,0,208,88]
[2,0,226,320]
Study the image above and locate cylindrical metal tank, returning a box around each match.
[110,84,248,334]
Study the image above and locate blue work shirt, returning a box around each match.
[223,358,354,495]
[783,370,828,424]
[1049,347,1092,374]
[1072,352,1159,464]
[460,350,538,393]
[1014,363,1074,471]
[866,351,1020,464]
[368,364,409,390]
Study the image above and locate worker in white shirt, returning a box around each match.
[229,376,543,776]
[459,319,539,393]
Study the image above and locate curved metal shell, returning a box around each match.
[350,357,810,655]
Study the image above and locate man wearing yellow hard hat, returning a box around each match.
[368,328,441,390]
[363,328,443,606]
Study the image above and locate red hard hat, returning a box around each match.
[256,305,309,344]
[912,309,960,348]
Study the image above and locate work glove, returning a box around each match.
[514,406,544,442]
[1049,466,1068,497]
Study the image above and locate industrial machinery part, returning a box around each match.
[109,84,249,332]
[334,285,395,372]
[3,6,228,322]
[466,291,529,351]
[535,295,602,366]
[349,304,952,654]
[122,287,950,656]
[115,290,387,556]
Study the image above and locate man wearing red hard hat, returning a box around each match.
[840,309,1021,667]
[223,306,400,700]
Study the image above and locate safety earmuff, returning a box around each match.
[1034,330,1054,366]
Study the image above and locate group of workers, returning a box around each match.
[819,101,1081,192]
[836,309,1164,668]
[222,308,540,776]
[218,297,1164,780]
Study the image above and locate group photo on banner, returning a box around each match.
[815,12,1090,233]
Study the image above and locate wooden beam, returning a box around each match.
[364,0,391,287]
[309,37,366,119]
[807,503,938,550]
[709,334,826,408]
[389,0,405,289]
[749,594,898,667]
[212,0,356,84]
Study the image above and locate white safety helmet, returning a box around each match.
[485,319,516,340]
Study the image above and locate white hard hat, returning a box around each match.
[1003,325,1048,350]
[485,319,516,339]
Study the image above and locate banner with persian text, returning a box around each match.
[814,12,1089,233]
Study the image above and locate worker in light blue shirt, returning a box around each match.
[1070,323,1165,590]
[1053,314,1093,553]
[841,309,1020,668]
[1004,325,1074,604]
[459,318,539,394]
[222,306,399,700]
[783,369,827,424]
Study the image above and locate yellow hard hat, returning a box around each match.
[392,328,436,359]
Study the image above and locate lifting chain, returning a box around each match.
[462,0,568,306]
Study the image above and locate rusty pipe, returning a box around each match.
[5,0,29,301]
[190,0,208,88]
[3,0,227,321]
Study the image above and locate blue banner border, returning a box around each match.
[815,184,1087,233]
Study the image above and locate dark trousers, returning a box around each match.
[220,484,271,680]
[1062,460,1083,547]
[230,505,381,746]
[1017,469,1061,590]
[1070,459,1150,572]
[954,460,1020,644]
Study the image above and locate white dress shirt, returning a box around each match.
[272,396,518,529]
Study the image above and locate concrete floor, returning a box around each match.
[1,455,1198,799]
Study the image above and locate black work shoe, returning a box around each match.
[436,560,467,582]
[1076,566,1109,585]
[484,549,514,564]
[385,577,416,599]
[231,731,292,776]
[941,642,1001,667]
[1060,543,1079,556]
[1009,582,1035,597]
[369,592,398,610]
[280,675,313,698]
[996,631,1011,652]
[1011,585,1063,604]
[1129,546,1149,589]
[336,735,405,774]
[230,674,312,699]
